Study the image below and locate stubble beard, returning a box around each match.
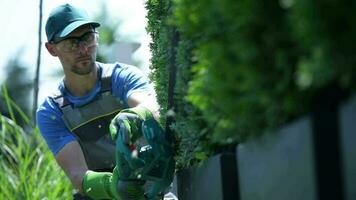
[71,57,96,75]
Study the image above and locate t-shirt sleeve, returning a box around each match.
[111,63,153,103]
[36,98,76,155]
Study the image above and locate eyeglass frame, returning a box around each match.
[50,30,99,52]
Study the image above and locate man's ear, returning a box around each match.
[45,42,58,56]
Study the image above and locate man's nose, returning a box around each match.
[77,42,89,54]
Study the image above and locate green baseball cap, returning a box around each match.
[45,4,100,42]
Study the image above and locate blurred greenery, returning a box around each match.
[146,0,356,168]
[95,3,123,63]
[0,86,72,199]
[0,53,33,126]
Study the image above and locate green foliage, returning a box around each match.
[95,3,123,63]
[94,3,118,46]
[289,0,356,89]
[0,87,72,199]
[146,0,172,116]
[172,40,210,168]
[175,0,305,144]
[146,0,212,168]
[146,0,356,168]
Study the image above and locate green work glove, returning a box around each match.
[82,167,120,200]
[109,106,174,199]
[110,106,155,170]
[82,167,145,200]
[109,106,154,141]
[116,179,146,200]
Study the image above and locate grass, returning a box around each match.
[0,86,73,199]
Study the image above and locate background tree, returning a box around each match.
[95,3,123,63]
[0,53,33,126]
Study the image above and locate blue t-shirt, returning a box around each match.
[36,62,152,155]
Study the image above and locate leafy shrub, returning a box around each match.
[0,87,72,199]
[147,0,356,168]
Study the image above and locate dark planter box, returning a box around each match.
[176,153,238,200]
[174,94,355,200]
[237,117,318,200]
[236,94,356,200]
[339,95,356,200]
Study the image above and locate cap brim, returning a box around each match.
[57,20,100,38]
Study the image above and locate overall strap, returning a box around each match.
[52,63,116,108]
[100,63,115,93]
[52,88,70,108]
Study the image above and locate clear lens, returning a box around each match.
[56,32,98,52]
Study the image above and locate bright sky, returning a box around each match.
[0,0,151,104]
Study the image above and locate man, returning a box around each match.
[36,4,173,200]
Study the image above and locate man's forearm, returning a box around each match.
[61,168,87,194]
[127,92,160,120]
[54,141,89,194]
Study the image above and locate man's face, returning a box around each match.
[49,25,98,75]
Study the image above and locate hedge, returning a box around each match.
[146,0,356,168]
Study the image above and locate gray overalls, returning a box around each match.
[52,64,125,172]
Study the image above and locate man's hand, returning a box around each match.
[109,111,142,142]
[82,167,145,200]
[82,169,119,199]
[109,106,157,170]
[108,106,175,199]
[109,106,155,140]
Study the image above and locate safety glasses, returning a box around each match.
[52,31,99,53]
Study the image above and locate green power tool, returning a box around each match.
[114,110,175,200]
